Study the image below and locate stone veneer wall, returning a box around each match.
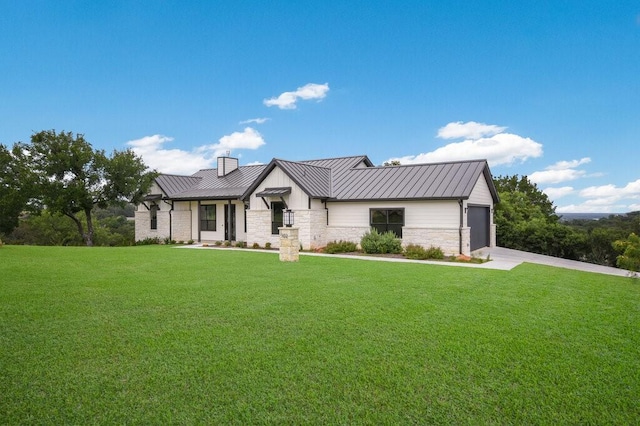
[171,210,192,242]
[246,210,280,248]
[326,226,370,248]
[402,227,470,256]
[295,209,328,249]
[134,209,170,242]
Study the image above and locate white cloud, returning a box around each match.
[530,168,588,185]
[580,179,640,199]
[127,135,214,175]
[555,178,640,213]
[546,158,591,171]
[240,117,269,125]
[556,202,628,214]
[542,186,574,200]
[437,121,506,140]
[127,128,266,175]
[529,157,591,185]
[390,122,543,167]
[202,127,266,157]
[264,83,330,109]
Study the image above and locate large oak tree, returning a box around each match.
[15,130,157,246]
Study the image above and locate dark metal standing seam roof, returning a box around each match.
[331,160,493,201]
[274,160,332,198]
[152,155,498,204]
[155,175,202,197]
[159,164,267,200]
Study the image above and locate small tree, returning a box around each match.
[17,130,157,246]
[613,233,640,274]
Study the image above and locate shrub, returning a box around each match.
[178,240,185,245]
[136,237,160,245]
[187,239,194,245]
[223,240,232,247]
[163,237,176,245]
[214,241,222,246]
[424,246,445,259]
[252,242,261,249]
[360,228,402,254]
[235,241,246,248]
[325,240,358,254]
[265,242,272,249]
[404,244,428,259]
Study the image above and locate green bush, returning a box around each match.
[404,244,427,259]
[252,242,260,249]
[404,244,444,260]
[214,241,222,246]
[136,237,160,245]
[187,239,194,245]
[235,241,246,248]
[360,228,402,254]
[265,242,272,249]
[324,240,358,254]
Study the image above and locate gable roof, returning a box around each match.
[150,155,499,204]
[241,155,372,200]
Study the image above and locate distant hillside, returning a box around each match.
[558,213,615,222]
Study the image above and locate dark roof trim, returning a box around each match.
[143,194,162,201]
[255,187,292,197]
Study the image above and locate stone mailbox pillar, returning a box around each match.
[278,227,299,262]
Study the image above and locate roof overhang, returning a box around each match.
[143,194,162,201]
[255,187,292,197]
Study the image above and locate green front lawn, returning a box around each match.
[1,245,638,424]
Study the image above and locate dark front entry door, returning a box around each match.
[469,206,490,251]
[225,204,236,241]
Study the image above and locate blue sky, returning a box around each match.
[1,1,639,213]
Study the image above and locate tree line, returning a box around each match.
[494,175,640,273]
[1,130,156,246]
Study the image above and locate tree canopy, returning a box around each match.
[9,130,156,246]
[493,175,582,258]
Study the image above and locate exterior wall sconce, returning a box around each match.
[283,209,294,227]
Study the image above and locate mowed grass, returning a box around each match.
[1,246,639,424]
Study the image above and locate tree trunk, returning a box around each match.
[84,208,95,247]
[65,212,88,246]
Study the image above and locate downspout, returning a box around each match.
[227,199,233,244]
[197,200,201,243]
[458,199,464,255]
[163,200,173,242]
[169,201,174,242]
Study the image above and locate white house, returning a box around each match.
[135,155,499,256]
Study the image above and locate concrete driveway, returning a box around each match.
[472,246,631,277]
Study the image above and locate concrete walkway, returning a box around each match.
[472,246,631,277]
[178,244,632,277]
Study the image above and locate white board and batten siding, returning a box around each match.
[326,200,460,228]
[248,167,310,210]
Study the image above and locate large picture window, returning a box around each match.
[150,202,159,230]
[370,208,404,237]
[271,201,285,234]
[200,205,216,231]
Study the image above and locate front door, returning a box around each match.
[225,203,236,241]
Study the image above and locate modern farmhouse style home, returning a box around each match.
[135,155,499,256]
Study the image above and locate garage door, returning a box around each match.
[468,206,490,251]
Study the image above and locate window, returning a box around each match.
[150,202,158,230]
[200,205,216,231]
[271,201,285,234]
[370,208,404,237]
